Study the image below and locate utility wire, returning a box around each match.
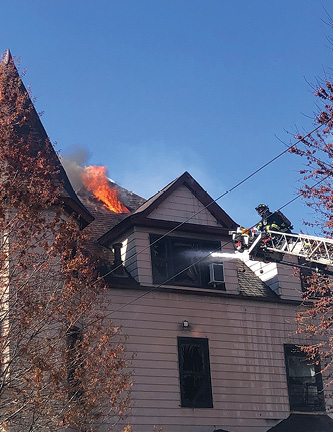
[278,174,331,213]
[96,119,329,283]
[101,174,330,318]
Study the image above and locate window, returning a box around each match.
[298,257,315,293]
[150,235,224,289]
[284,345,325,412]
[298,258,330,298]
[67,327,83,399]
[177,337,213,408]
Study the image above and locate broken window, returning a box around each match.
[150,235,224,289]
[178,337,213,408]
[284,345,325,412]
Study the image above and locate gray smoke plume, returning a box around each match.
[60,145,91,192]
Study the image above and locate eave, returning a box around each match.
[98,214,233,246]
[133,171,238,229]
[62,197,94,228]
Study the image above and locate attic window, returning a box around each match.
[150,234,224,289]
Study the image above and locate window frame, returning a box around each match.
[298,258,330,298]
[177,336,213,408]
[150,234,224,289]
[284,344,325,412]
[67,326,83,399]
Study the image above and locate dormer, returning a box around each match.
[98,172,243,295]
[244,256,304,301]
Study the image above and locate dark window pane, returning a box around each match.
[284,345,325,412]
[151,236,168,283]
[178,337,213,408]
[150,235,224,289]
[172,240,201,286]
[298,258,330,298]
[67,327,83,399]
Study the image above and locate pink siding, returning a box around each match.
[102,181,332,432]
[148,186,220,226]
[103,289,333,432]
[119,229,240,295]
[120,229,152,284]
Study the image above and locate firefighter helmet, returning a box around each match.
[255,204,268,212]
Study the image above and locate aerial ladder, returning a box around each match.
[232,229,333,275]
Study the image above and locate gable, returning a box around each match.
[1,51,93,227]
[132,171,237,229]
[98,172,237,246]
[148,185,221,227]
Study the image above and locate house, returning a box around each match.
[76,172,333,432]
[2,49,333,432]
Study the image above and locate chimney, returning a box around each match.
[112,243,124,276]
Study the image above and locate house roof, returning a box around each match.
[74,180,146,270]
[267,413,333,432]
[100,264,141,288]
[76,181,146,241]
[2,50,93,228]
[237,261,280,300]
[133,171,237,227]
[98,171,238,245]
[99,259,280,301]
[75,166,279,301]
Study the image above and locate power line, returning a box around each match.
[96,119,329,283]
[101,174,330,318]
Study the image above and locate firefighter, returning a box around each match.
[255,204,293,233]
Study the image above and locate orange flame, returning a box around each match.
[81,166,130,214]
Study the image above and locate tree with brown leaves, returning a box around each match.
[290,54,333,379]
[0,52,131,431]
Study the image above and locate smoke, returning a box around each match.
[60,145,91,192]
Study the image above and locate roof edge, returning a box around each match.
[1,50,94,227]
[119,171,237,227]
[98,214,233,246]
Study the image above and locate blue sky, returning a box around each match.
[2,1,332,233]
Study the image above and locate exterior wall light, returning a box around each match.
[182,320,189,328]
